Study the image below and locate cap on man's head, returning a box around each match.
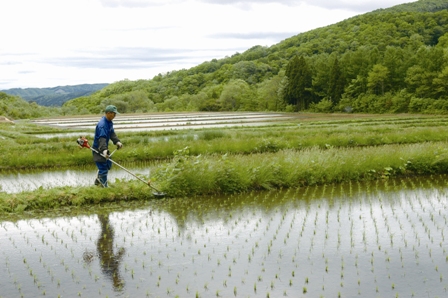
[105,105,120,114]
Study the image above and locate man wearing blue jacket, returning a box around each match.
[92,105,123,187]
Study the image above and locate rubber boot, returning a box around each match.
[98,175,108,187]
[94,172,101,186]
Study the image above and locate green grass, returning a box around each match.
[1,114,448,170]
[2,113,448,213]
[153,141,448,196]
[2,140,448,213]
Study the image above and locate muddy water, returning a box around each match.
[1,176,448,297]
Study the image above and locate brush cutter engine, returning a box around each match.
[77,136,90,148]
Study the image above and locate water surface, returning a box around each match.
[1,176,448,297]
[0,167,150,193]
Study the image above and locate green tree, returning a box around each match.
[284,56,299,106]
[218,79,253,111]
[407,33,425,50]
[178,73,206,95]
[344,75,368,99]
[405,65,436,98]
[432,66,448,99]
[284,56,313,110]
[101,98,128,113]
[382,46,406,91]
[211,64,233,84]
[256,74,284,111]
[309,54,331,99]
[436,32,448,48]
[415,45,444,73]
[126,90,154,112]
[327,57,345,104]
[367,64,389,95]
[155,96,182,111]
[341,46,372,82]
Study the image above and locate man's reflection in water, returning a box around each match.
[97,213,126,291]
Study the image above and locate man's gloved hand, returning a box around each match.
[102,150,109,158]
[116,142,123,149]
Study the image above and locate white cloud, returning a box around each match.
[0,0,417,89]
[198,0,414,11]
[99,0,183,7]
[302,0,415,12]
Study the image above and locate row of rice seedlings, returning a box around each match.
[134,178,448,292]
[1,175,448,296]
[0,215,117,297]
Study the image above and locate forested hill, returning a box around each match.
[0,92,60,120]
[2,83,108,107]
[62,0,448,115]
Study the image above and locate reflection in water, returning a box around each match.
[97,213,125,291]
[2,175,448,297]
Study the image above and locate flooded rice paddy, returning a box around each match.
[30,112,296,137]
[1,175,448,297]
[0,167,150,193]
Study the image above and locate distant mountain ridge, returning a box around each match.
[1,83,108,106]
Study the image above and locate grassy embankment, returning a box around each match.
[1,114,448,213]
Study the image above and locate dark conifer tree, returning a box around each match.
[284,56,313,110]
[285,55,300,106]
[328,58,345,104]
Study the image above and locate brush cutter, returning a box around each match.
[77,136,166,198]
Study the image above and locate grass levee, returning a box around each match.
[2,113,448,214]
[2,138,448,213]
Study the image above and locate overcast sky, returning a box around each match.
[0,0,416,90]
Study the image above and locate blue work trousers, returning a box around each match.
[96,160,112,187]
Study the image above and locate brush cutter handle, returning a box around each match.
[109,149,117,158]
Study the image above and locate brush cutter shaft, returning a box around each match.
[90,146,162,192]
[77,136,165,195]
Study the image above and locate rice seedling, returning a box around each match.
[2,174,448,296]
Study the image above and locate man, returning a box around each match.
[92,105,123,187]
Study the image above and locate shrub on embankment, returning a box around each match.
[1,141,448,214]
